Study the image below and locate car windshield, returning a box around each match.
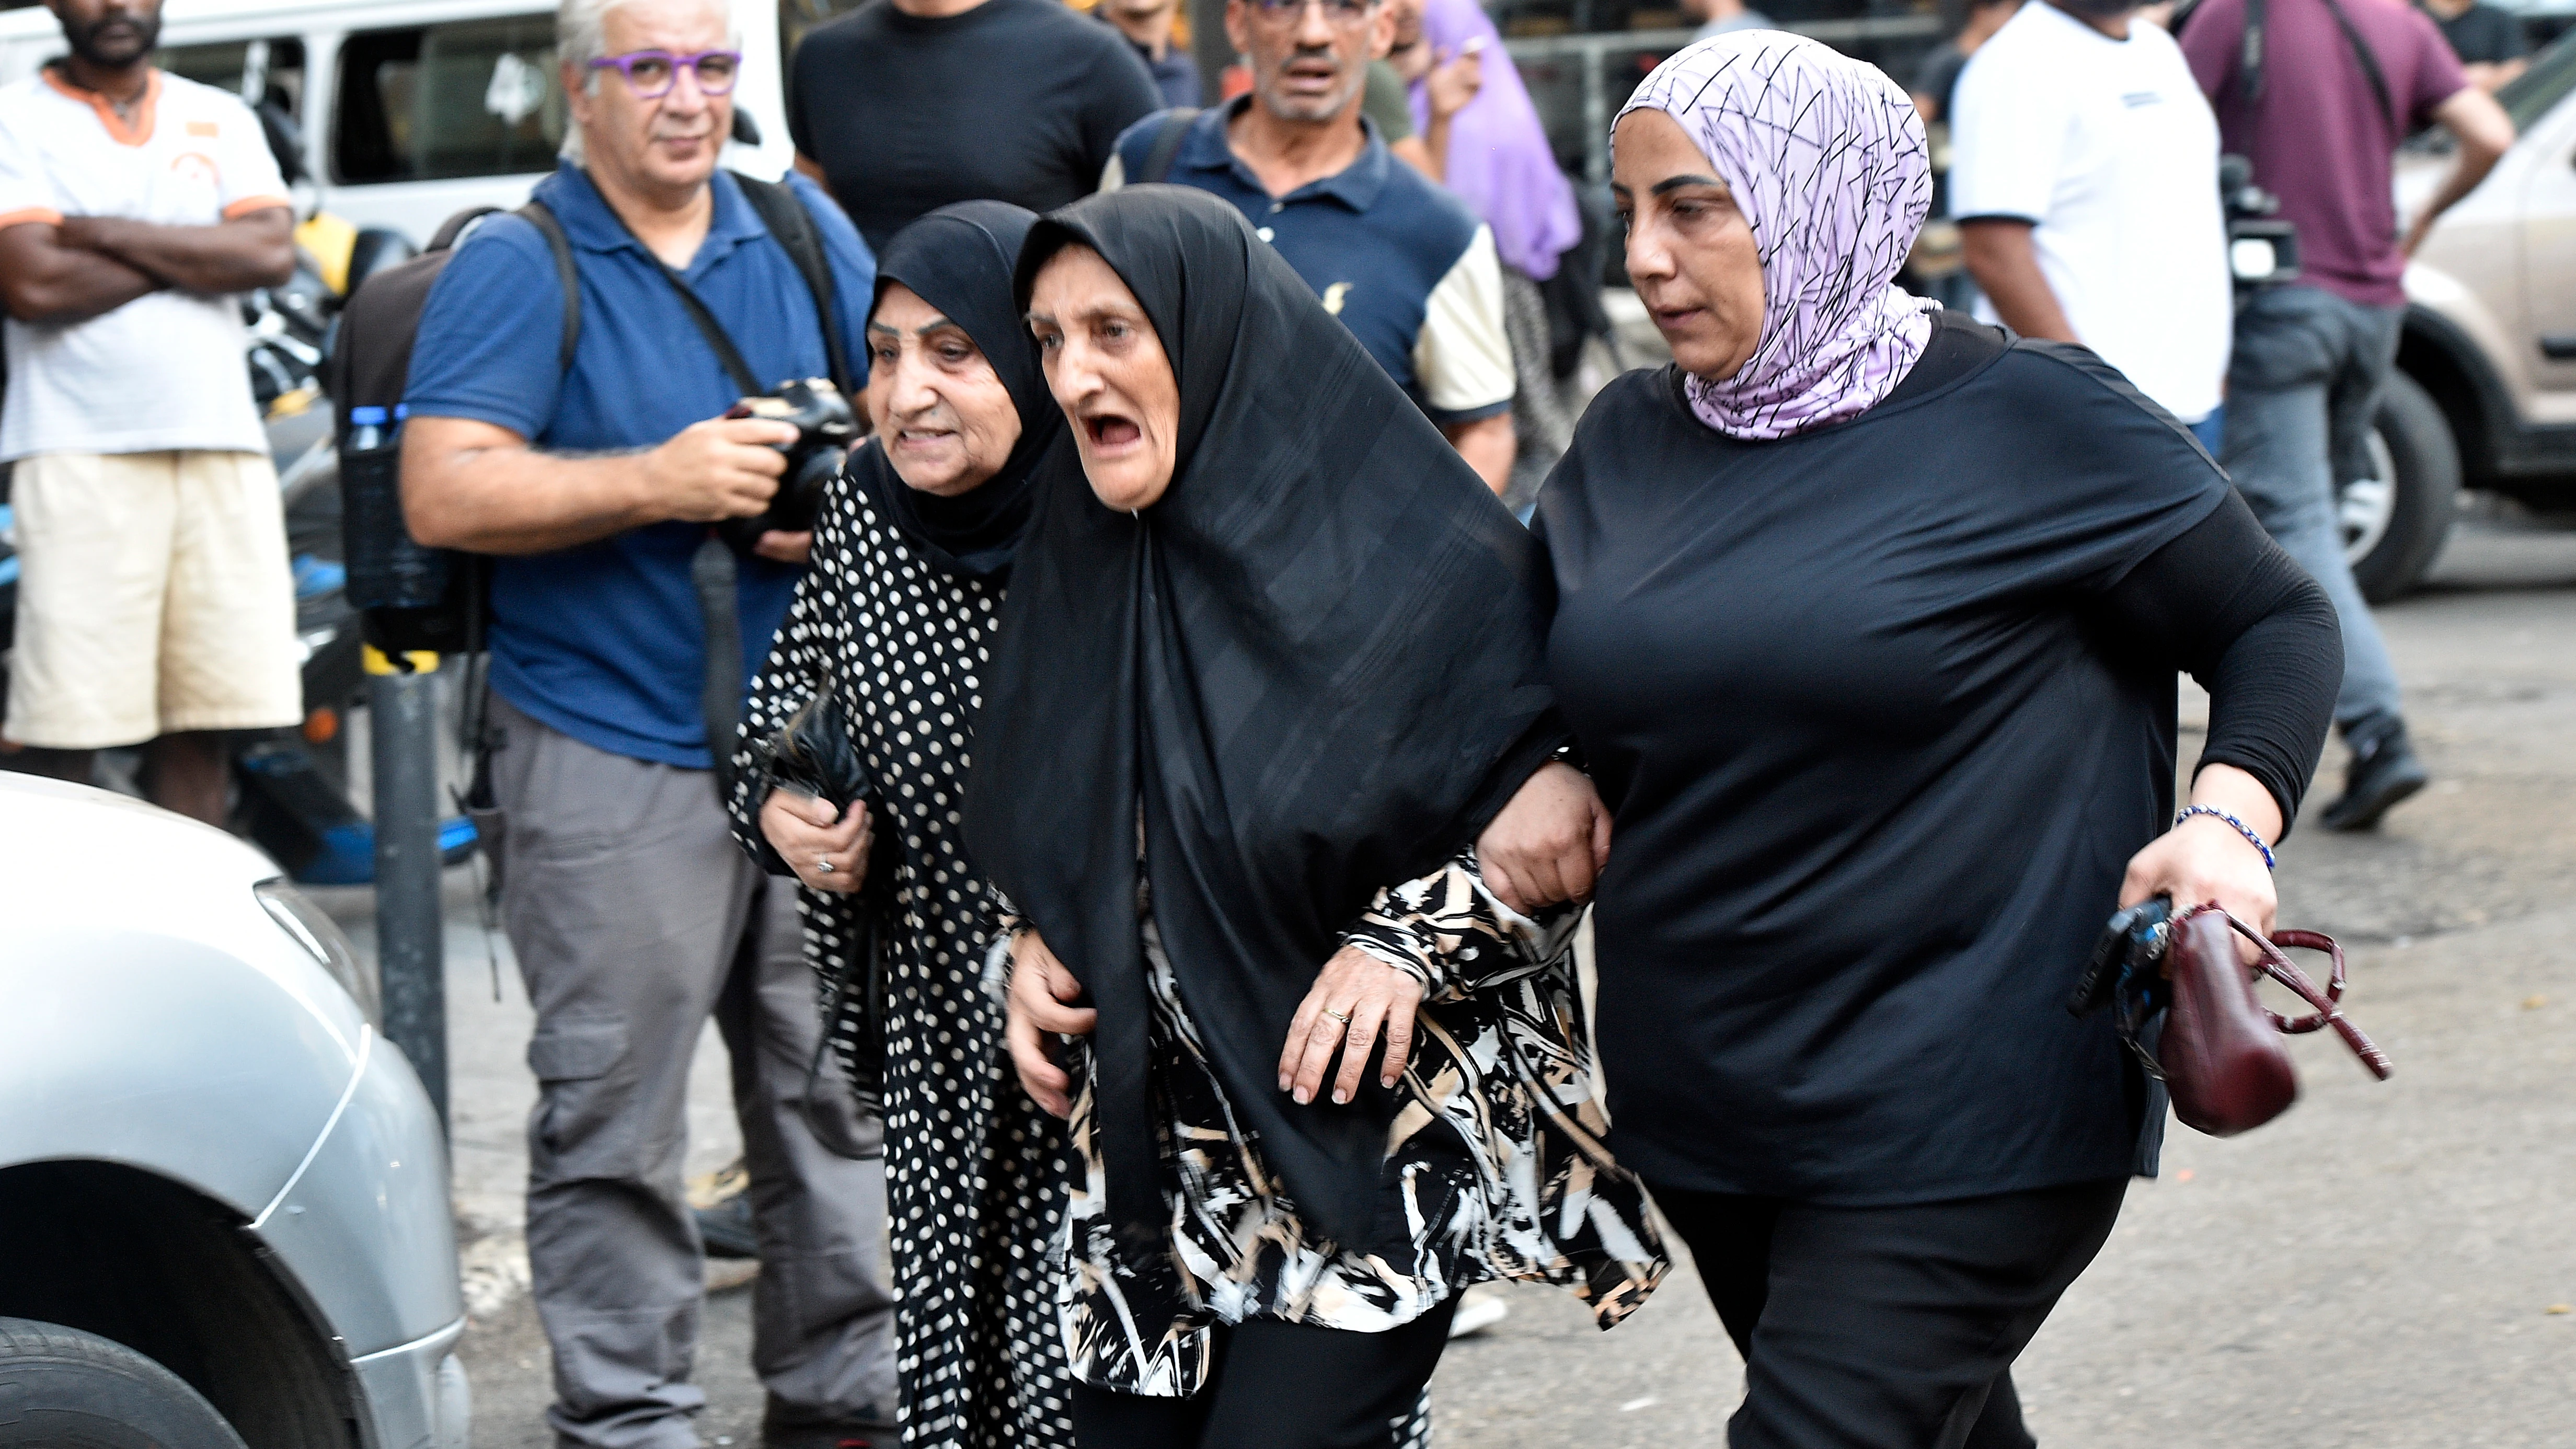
[2401,31,2576,156]
[2496,30,2576,134]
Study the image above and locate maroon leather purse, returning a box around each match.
[2158,903,2395,1136]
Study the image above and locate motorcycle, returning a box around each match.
[0,191,473,886]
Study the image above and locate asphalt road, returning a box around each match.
[433,503,2576,1449]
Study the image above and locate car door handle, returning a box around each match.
[2545,336,2576,361]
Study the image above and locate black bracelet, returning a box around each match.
[2175,806,2276,871]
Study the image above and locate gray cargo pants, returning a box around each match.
[2221,283,2407,735]
[491,696,898,1449]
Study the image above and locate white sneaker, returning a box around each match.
[1447,1290,1510,1339]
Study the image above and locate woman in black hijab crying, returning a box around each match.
[964,186,1667,1449]
[727,201,1080,1449]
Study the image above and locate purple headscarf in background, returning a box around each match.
[1618,32,1937,440]
[1408,0,1581,280]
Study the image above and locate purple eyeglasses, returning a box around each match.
[587,48,742,99]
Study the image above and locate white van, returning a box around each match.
[0,0,861,245]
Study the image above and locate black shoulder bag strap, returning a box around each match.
[594,175,861,800]
[2235,0,2398,140]
[1138,108,1202,185]
[646,262,765,803]
[2319,0,2400,140]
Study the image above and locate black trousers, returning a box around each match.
[1654,1177,2128,1449]
[1068,1296,1458,1449]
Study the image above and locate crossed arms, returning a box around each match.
[0,206,293,326]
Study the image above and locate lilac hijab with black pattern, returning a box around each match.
[1619,32,1938,440]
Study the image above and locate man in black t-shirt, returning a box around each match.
[1097,0,1202,108]
[2420,0,2530,90]
[788,0,1162,254]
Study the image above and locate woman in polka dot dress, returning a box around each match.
[729,202,1079,1448]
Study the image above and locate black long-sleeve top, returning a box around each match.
[1891,314,2341,833]
[1535,310,2340,1204]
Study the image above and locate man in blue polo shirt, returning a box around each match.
[399,1,894,1445]
[1103,0,1519,492]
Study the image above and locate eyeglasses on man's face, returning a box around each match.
[1246,0,1381,24]
[589,48,742,99]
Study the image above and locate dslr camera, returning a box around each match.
[719,377,859,554]
[2218,154,2301,301]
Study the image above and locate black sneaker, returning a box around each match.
[694,1193,759,1260]
[760,1428,890,1449]
[760,1427,890,1449]
[762,1399,899,1449]
[2321,721,2429,831]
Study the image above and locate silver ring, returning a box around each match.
[815,857,836,874]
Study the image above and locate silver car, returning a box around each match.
[2369,30,2576,598]
[0,774,467,1449]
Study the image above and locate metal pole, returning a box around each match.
[369,644,447,1130]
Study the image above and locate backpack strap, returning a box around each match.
[730,171,855,395]
[1138,108,1202,186]
[516,199,583,378]
[426,204,502,253]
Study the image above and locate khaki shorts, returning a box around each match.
[4,450,302,750]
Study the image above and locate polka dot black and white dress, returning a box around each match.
[730,458,1079,1448]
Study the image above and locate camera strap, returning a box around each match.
[2228,0,2398,142]
[629,259,765,803]
[654,261,768,398]
[609,206,828,804]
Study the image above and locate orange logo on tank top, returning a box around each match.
[169,150,220,190]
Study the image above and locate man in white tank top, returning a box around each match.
[0,0,301,823]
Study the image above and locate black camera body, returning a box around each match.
[2219,153,2302,298]
[719,376,858,555]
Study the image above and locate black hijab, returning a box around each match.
[857,201,1061,580]
[963,186,1564,1248]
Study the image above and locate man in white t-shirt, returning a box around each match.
[0,0,301,824]
[1949,0,2232,442]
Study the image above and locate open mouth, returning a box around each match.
[1084,413,1142,450]
[1281,58,1341,92]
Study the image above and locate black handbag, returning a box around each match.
[753,680,900,1157]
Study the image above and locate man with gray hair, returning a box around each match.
[1101,0,1520,493]
[398,0,896,1444]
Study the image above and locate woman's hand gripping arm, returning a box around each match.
[1278,759,1607,1107]
[1475,760,1612,913]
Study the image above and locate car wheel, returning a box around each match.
[2342,370,2459,603]
[0,1317,249,1449]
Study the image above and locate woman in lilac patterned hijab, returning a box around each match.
[1617,31,1937,438]
[1531,26,2344,1449]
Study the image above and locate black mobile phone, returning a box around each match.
[2068,896,2172,1017]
